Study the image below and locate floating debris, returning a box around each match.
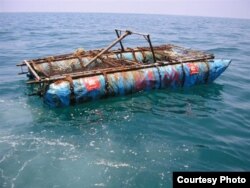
[17,30,231,107]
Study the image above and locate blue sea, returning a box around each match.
[0,13,250,188]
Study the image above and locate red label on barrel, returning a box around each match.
[147,70,154,80]
[84,77,101,91]
[187,63,199,75]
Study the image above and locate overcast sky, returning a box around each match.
[1,0,250,19]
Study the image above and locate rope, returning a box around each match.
[102,71,110,96]
[46,56,55,76]
[181,63,186,87]
[64,75,75,105]
[154,64,162,89]
[204,61,210,84]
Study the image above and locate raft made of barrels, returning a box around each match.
[17,30,231,107]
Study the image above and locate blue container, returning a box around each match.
[44,59,231,107]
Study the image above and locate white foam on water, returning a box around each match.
[93,159,130,168]
[11,157,36,188]
[89,141,95,147]
[94,183,105,187]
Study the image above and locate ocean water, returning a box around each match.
[0,13,250,188]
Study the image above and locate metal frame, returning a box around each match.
[115,29,157,63]
[17,30,215,87]
[84,30,132,67]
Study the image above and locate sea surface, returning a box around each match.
[0,13,250,188]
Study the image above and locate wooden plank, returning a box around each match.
[24,60,41,81]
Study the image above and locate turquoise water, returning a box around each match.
[0,13,250,187]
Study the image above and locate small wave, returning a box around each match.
[93,159,130,168]
[207,47,240,53]
[0,134,76,152]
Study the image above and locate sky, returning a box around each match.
[1,0,250,19]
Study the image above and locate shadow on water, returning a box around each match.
[24,82,224,131]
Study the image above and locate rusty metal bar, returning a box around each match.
[115,29,149,37]
[24,60,41,81]
[25,55,215,84]
[127,48,139,63]
[115,29,125,51]
[84,30,132,67]
[19,45,170,66]
[36,46,145,65]
[16,63,26,66]
[18,72,28,75]
[146,35,157,63]
[116,29,156,63]
[26,61,181,84]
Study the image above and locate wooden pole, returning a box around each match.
[24,60,41,81]
[84,30,131,67]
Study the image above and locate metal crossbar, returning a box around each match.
[115,29,157,63]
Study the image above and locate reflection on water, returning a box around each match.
[26,83,224,125]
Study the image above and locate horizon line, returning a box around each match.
[1,11,249,20]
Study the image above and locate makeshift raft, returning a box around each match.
[17,30,231,107]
